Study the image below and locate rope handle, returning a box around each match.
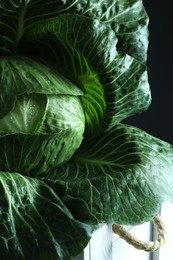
[112,214,166,252]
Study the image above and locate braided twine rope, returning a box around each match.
[112,214,166,252]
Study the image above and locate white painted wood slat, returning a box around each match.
[74,222,152,260]
[155,202,173,260]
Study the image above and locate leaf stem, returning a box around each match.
[15,5,27,53]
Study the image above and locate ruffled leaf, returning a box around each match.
[0,172,96,259]
[43,124,173,225]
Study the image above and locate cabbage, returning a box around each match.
[0,0,173,259]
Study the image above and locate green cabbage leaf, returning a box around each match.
[0,172,96,259]
[44,124,173,225]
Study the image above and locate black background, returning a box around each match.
[125,1,173,144]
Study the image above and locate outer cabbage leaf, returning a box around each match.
[0,0,148,61]
[0,56,82,117]
[0,171,96,259]
[25,0,148,61]
[21,14,150,135]
[42,124,173,225]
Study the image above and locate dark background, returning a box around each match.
[125,1,173,144]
